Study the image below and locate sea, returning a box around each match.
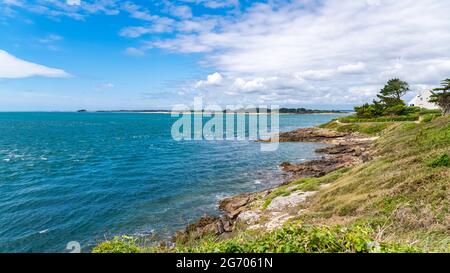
[0,112,342,252]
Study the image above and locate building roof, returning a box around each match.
[408,90,440,110]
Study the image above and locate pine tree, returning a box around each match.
[377,79,410,106]
[429,79,450,115]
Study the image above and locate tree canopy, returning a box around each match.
[377,78,410,107]
[429,78,450,115]
[354,79,411,118]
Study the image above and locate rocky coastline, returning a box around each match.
[173,127,376,243]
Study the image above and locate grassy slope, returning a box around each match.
[94,116,450,253]
[305,116,450,251]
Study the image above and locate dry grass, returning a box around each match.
[298,116,450,252]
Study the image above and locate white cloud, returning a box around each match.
[168,5,192,19]
[150,0,450,105]
[66,0,81,6]
[179,0,238,9]
[195,72,223,88]
[348,85,379,97]
[233,77,265,92]
[0,50,71,79]
[4,0,450,107]
[197,0,238,9]
[38,34,63,44]
[300,70,335,81]
[124,47,146,56]
[3,0,24,6]
[337,62,366,74]
[98,82,115,89]
[120,26,151,38]
[121,1,155,21]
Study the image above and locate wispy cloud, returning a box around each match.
[180,0,239,9]
[0,50,71,78]
[38,34,63,44]
[1,0,120,20]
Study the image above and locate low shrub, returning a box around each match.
[151,224,420,253]
[428,154,450,168]
[92,236,141,253]
[421,114,435,123]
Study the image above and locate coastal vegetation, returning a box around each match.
[429,79,450,115]
[319,121,391,135]
[94,79,449,253]
[94,224,419,253]
[347,79,442,122]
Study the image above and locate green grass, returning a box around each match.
[421,114,438,123]
[344,108,442,123]
[319,120,391,135]
[339,115,419,123]
[339,108,442,124]
[303,116,450,251]
[262,168,351,210]
[428,154,450,168]
[94,224,420,253]
[93,236,142,253]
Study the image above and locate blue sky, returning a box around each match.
[1,0,450,111]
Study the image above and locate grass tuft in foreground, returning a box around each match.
[428,153,450,168]
[93,236,141,253]
[94,224,420,253]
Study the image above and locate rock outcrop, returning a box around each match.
[173,215,234,243]
[219,192,261,219]
[281,140,372,180]
[173,126,375,242]
[276,127,350,143]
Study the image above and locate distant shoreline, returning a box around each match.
[91,110,352,115]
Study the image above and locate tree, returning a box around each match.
[429,78,450,115]
[377,79,410,106]
[354,100,384,118]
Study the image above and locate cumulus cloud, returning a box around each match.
[195,72,223,88]
[149,0,450,105]
[4,0,450,106]
[0,50,71,79]
[233,77,266,92]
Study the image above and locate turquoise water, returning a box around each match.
[0,112,341,252]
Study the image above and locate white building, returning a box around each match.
[408,90,440,110]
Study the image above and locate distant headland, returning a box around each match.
[89,108,351,114]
